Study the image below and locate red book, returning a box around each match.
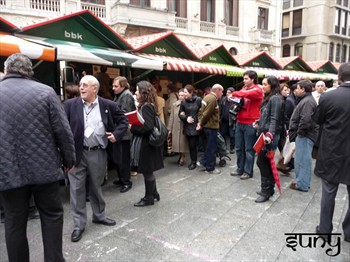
[253,133,265,153]
[125,110,144,126]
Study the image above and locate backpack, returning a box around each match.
[149,115,168,147]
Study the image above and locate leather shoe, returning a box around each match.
[134,197,154,207]
[71,229,84,242]
[230,171,241,176]
[255,195,270,203]
[92,217,116,226]
[120,184,132,193]
[188,163,196,170]
[290,182,308,192]
[113,180,122,187]
[315,225,331,244]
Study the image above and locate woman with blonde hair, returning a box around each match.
[130,80,164,206]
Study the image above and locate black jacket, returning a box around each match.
[313,82,350,185]
[179,96,202,136]
[0,74,76,191]
[64,97,128,165]
[131,104,164,173]
[289,93,318,143]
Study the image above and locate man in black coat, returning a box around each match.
[0,54,76,262]
[313,62,350,243]
[64,75,128,242]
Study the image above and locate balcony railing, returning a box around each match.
[200,21,215,33]
[81,2,106,19]
[226,26,239,36]
[30,0,60,12]
[175,17,188,30]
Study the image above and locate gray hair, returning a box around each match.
[211,83,224,91]
[4,53,34,77]
[80,75,100,90]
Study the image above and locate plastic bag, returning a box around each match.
[283,135,295,164]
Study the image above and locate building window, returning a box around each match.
[283,45,291,57]
[342,45,347,62]
[201,0,215,22]
[329,42,334,61]
[293,0,303,7]
[336,0,342,5]
[258,7,269,30]
[168,0,187,17]
[229,47,238,55]
[335,9,341,34]
[336,43,341,62]
[225,0,239,26]
[130,0,150,7]
[81,0,105,4]
[295,43,303,57]
[342,10,348,35]
[282,13,290,37]
[283,0,290,9]
[344,0,349,7]
[292,9,302,35]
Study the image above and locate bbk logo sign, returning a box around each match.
[64,30,84,40]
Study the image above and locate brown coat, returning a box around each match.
[167,100,189,153]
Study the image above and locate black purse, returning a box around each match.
[149,115,168,147]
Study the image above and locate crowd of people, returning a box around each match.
[0,53,349,261]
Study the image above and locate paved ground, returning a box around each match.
[1,152,349,262]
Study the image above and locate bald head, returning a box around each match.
[315,81,326,94]
[211,84,224,99]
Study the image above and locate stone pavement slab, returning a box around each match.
[1,153,349,261]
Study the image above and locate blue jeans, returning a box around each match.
[201,128,218,172]
[235,123,257,176]
[295,136,314,191]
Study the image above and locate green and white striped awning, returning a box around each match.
[19,36,164,71]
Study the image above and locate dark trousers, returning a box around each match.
[220,120,235,150]
[186,135,199,164]
[0,182,64,262]
[114,140,132,186]
[319,179,350,238]
[257,150,275,195]
[201,128,218,171]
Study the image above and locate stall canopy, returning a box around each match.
[127,32,229,74]
[244,66,334,81]
[192,45,244,76]
[16,10,163,70]
[0,32,55,62]
[275,56,313,72]
[306,60,338,74]
[234,51,282,69]
[0,17,20,33]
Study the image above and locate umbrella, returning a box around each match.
[266,150,281,194]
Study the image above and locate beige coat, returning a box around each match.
[167,100,189,153]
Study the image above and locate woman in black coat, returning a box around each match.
[130,81,164,206]
[254,76,284,203]
[179,84,202,170]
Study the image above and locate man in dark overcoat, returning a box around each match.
[313,62,350,243]
[0,54,76,261]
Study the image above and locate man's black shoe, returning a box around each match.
[316,225,331,244]
[120,184,132,193]
[92,217,116,226]
[113,180,122,187]
[71,229,84,242]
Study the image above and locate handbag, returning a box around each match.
[149,115,168,147]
